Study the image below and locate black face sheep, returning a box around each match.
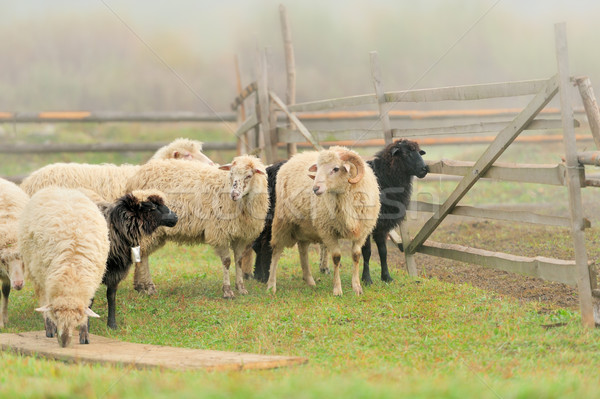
[0,178,28,328]
[361,139,428,285]
[96,189,178,329]
[267,147,381,296]
[18,187,109,347]
[125,156,268,299]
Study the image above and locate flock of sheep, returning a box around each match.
[0,137,428,347]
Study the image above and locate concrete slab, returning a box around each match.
[0,331,308,371]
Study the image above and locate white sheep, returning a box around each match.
[125,156,269,298]
[0,178,28,328]
[267,147,381,296]
[19,137,213,295]
[18,187,110,347]
[151,138,214,164]
[20,138,212,202]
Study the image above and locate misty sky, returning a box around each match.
[1,0,598,112]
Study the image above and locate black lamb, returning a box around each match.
[95,190,178,329]
[252,160,286,282]
[361,139,428,285]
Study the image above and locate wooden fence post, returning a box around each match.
[256,47,276,164]
[279,4,297,158]
[370,51,393,146]
[575,76,600,150]
[555,22,595,327]
[234,55,247,155]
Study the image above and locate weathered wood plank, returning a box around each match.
[270,92,323,150]
[555,23,594,327]
[577,151,600,166]
[426,159,567,186]
[406,75,560,255]
[0,142,237,154]
[409,200,587,228]
[287,79,550,113]
[0,111,237,123]
[256,49,275,164]
[234,113,258,138]
[0,331,307,371]
[384,79,550,103]
[418,241,577,286]
[279,4,298,158]
[231,82,258,111]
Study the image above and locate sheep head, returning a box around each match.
[389,139,429,179]
[113,190,178,238]
[219,155,266,201]
[0,244,25,290]
[153,138,215,165]
[310,148,365,196]
[36,301,99,348]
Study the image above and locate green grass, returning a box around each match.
[3,125,600,397]
[2,242,600,399]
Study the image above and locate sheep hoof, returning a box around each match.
[222,285,235,299]
[319,267,330,275]
[304,276,316,286]
[243,273,253,280]
[236,284,248,295]
[266,283,277,294]
[333,288,343,296]
[381,275,394,283]
[353,286,363,296]
[79,331,90,345]
[134,282,157,296]
[362,276,373,286]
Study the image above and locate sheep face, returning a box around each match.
[116,192,178,237]
[36,303,99,348]
[219,157,266,202]
[390,140,429,178]
[172,148,214,165]
[310,150,365,196]
[7,258,24,290]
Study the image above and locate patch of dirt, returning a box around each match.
[383,215,600,311]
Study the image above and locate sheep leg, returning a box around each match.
[45,317,57,338]
[298,242,316,286]
[106,283,119,329]
[233,243,250,295]
[319,244,330,274]
[215,246,235,299]
[240,250,254,280]
[80,297,94,345]
[373,232,393,282]
[0,279,9,328]
[133,253,157,296]
[252,238,271,283]
[361,235,373,285]
[324,241,343,296]
[351,242,364,296]
[266,246,284,294]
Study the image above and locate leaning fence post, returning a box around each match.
[575,76,600,150]
[555,22,595,327]
[256,47,276,164]
[234,55,247,155]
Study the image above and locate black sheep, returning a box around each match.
[252,160,286,282]
[361,139,428,285]
[96,190,177,329]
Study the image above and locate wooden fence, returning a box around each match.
[231,19,600,327]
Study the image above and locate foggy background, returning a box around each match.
[1,0,599,114]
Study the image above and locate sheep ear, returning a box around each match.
[419,150,426,155]
[219,164,232,171]
[308,164,317,173]
[391,147,400,156]
[35,305,51,313]
[343,163,352,174]
[85,308,101,318]
[172,150,182,159]
[254,168,265,175]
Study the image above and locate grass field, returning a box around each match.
[2,124,600,398]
